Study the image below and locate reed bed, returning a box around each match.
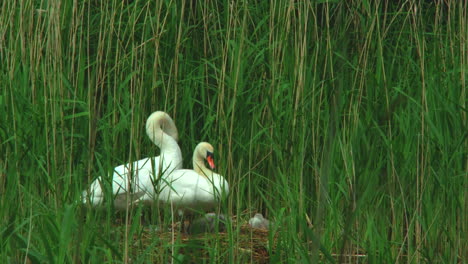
[1,0,466,263]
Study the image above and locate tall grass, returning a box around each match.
[1,0,466,263]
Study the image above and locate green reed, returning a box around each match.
[1,0,466,263]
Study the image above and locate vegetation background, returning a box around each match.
[1,0,466,263]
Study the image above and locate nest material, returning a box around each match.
[112,215,272,263]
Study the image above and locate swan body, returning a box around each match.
[82,111,183,209]
[249,213,270,230]
[157,142,229,215]
[188,213,227,234]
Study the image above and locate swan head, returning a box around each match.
[146,111,179,141]
[196,142,215,169]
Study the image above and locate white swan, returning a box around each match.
[157,142,229,218]
[82,111,183,209]
[248,213,270,230]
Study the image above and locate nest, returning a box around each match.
[112,214,273,263]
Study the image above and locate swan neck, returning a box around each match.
[193,151,210,176]
[146,115,177,148]
[159,134,180,153]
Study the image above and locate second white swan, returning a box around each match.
[157,142,229,217]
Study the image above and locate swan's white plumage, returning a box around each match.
[82,111,183,209]
[248,213,270,230]
[157,142,229,215]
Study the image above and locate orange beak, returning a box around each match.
[206,155,215,169]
